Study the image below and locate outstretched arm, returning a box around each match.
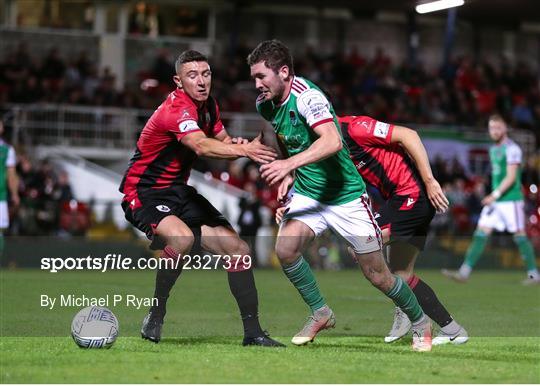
[391,125,449,212]
[214,129,250,145]
[181,131,276,164]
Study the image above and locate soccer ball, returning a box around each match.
[71,306,119,349]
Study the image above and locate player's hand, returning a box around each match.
[481,194,496,206]
[275,206,289,225]
[425,179,449,213]
[277,174,294,204]
[260,159,293,186]
[244,133,277,164]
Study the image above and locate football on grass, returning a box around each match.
[71,306,119,349]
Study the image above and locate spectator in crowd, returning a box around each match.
[3,43,540,136]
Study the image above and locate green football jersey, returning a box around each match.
[256,76,365,205]
[489,138,523,202]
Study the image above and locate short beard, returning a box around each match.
[271,82,287,104]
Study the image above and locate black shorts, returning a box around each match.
[376,193,435,250]
[122,185,231,249]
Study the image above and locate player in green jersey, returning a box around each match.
[0,120,20,258]
[248,40,432,351]
[443,114,539,285]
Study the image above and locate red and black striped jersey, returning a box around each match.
[120,89,224,210]
[339,115,424,204]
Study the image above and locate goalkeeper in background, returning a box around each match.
[443,114,539,285]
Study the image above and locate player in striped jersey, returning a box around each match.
[277,115,468,345]
[338,115,468,345]
[120,50,283,347]
[443,114,539,285]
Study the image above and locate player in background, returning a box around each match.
[338,115,468,345]
[120,50,284,347]
[442,114,539,285]
[0,120,19,258]
[248,39,432,351]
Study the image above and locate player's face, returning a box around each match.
[488,119,507,143]
[250,61,288,103]
[174,61,211,103]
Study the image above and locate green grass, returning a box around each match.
[1,269,539,383]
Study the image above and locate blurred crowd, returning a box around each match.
[2,42,540,143]
[8,155,90,237]
[218,153,540,266]
[0,43,143,109]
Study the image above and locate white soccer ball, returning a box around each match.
[71,306,119,349]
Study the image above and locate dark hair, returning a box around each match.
[175,50,208,73]
[247,39,294,76]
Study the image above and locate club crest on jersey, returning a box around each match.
[289,110,298,126]
[156,205,171,213]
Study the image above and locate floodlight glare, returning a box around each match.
[415,0,465,14]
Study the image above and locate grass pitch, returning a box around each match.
[1,269,539,383]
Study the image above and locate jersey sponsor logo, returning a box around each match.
[406,197,415,207]
[178,120,199,133]
[181,110,191,119]
[374,121,390,138]
[302,92,327,116]
[310,103,327,114]
[279,133,303,151]
[156,205,171,213]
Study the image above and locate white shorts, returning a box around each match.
[282,193,382,254]
[477,200,525,233]
[0,201,8,229]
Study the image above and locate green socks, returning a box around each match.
[386,275,424,324]
[514,235,538,272]
[282,257,326,312]
[463,230,488,269]
[462,232,537,276]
